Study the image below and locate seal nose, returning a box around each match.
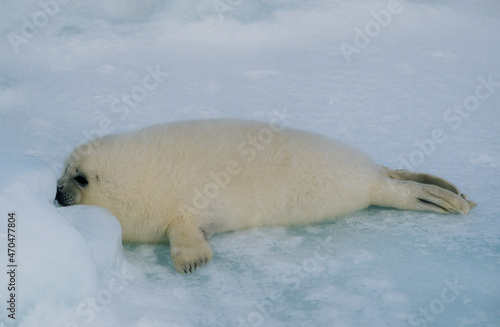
[55,187,65,206]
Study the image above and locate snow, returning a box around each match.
[1,0,499,326]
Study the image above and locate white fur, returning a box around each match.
[56,119,475,273]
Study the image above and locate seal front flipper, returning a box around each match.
[166,217,213,274]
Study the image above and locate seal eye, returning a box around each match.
[74,175,89,187]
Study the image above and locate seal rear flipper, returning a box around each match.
[415,183,472,214]
[372,168,476,214]
[387,169,461,195]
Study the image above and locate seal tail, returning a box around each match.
[371,168,476,214]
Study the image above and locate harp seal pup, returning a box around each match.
[56,119,476,273]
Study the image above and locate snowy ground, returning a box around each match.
[1,0,499,326]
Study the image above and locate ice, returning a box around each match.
[1,0,500,326]
[0,155,129,326]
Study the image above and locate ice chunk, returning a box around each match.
[59,205,124,284]
[0,154,127,325]
[0,153,57,202]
